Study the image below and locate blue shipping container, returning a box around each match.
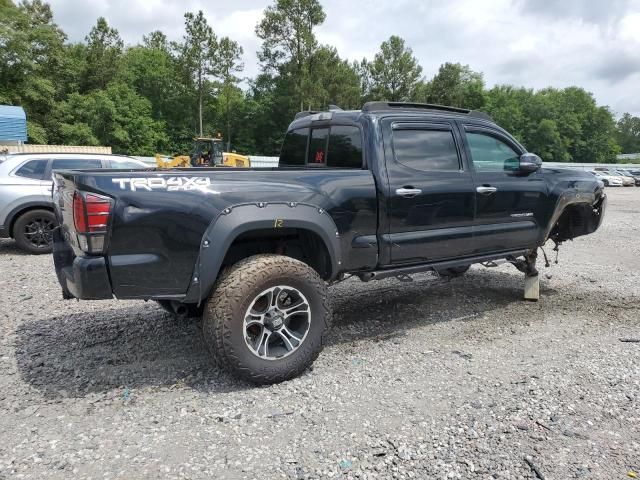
[0,105,27,142]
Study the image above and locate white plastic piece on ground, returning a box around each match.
[524,274,540,301]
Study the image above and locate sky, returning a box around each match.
[46,0,640,117]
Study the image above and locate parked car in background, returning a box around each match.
[627,170,640,186]
[0,153,148,254]
[613,169,640,186]
[609,171,635,186]
[590,171,623,187]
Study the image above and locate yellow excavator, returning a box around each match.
[155,134,250,169]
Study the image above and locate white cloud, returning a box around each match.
[47,0,640,116]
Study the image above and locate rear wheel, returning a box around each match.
[202,254,331,384]
[13,209,56,254]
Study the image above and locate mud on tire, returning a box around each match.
[202,254,332,384]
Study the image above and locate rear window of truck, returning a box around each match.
[279,125,363,168]
[328,126,363,168]
[280,128,309,166]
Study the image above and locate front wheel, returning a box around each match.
[202,254,331,384]
[13,209,56,254]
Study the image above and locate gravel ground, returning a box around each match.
[1,188,639,480]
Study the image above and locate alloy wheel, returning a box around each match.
[243,285,311,360]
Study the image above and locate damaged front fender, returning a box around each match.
[549,193,606,243]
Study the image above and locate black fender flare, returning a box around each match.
[183,202,342,304]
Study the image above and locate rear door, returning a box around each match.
[461,124,546,253]
[382,118,476,264]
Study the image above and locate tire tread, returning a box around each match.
[202,254,331,384]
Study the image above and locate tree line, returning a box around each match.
[1,0,639,161]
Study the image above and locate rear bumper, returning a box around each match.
[59,256,113,300]
[52,229,112,300]
[0,225,7,238]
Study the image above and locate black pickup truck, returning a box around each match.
[52,102,606,384]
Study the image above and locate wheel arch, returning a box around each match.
[543,191,605,243]
[7,202,54,237]
[183,202,342,304]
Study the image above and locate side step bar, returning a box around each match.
[357,250,529,282]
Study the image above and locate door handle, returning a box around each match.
[395,187,422,197]
[476,186,497,195]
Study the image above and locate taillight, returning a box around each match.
[72,191,112,254]
[85,194,111,232]
[73,192,87,232]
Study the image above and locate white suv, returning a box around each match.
[0,153,147,253]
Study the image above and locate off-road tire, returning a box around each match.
[438,265,471,278]
[13,209,56,254]
[202,254,331,384]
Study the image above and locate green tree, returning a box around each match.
[58,82,168,155]
[364,36,423,102]
[310,46,361,110]
[0,0,66,142]
[485,85,620,162]
[242,73,293,155]
[214,37,244,150]
[83,17,123,91]
[143,30,168,51]
[180,10,217,137]
[616,113,640,153]
[256,0,326,111]
[529,119,566,161]
[422,62,486,109]
[484,85,531,142]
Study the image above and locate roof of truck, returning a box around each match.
[288,102,495,131]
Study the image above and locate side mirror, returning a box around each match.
[519,153,542,173]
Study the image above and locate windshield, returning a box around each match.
[212,141,224,165]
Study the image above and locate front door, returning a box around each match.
[461,125,546,254]
[383,119,476,264]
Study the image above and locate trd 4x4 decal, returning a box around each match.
[112,177,212,192]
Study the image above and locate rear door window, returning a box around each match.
[392,129,461,172]
[51,159,103,170]
[279,128,309,167]
[15,159,48,179]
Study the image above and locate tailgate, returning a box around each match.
[52,170,115,299]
